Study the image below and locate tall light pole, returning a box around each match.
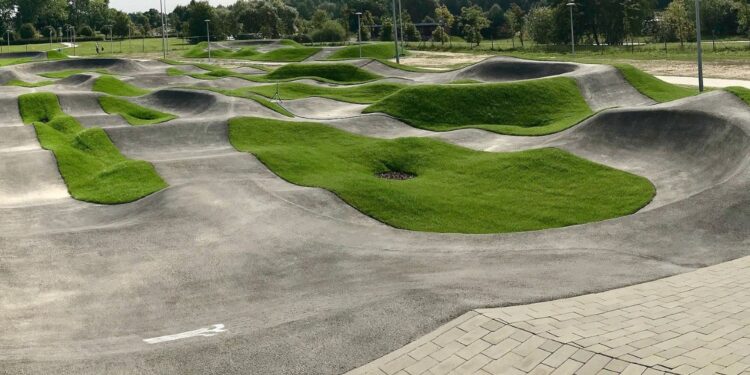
[397,0,404,51]
[71,27,76,56]
[566,2,576,56]
[694,0,704,92]
[205,19,211,62]
[164,0,169,53]
[391,0,399,63]
[355,11,362,58]
[104,24,113,55]
[47,26,55,52]
[159,0,167,58]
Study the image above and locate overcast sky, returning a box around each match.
[109,0,236,13]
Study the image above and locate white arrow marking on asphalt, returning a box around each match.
[143,324,227,344]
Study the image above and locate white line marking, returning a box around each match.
[143,324,227,344]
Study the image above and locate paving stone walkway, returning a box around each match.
[346,256,750,375]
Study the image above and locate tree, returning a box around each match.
[485,4,504,43]
[434,4,455,45]
[505,3,526,47]
[380,15,394,41]
[525,5,555,45]
[311,19,346,42]
[19,23,37,39]
[311,9,329,29]
[188,0,216,40]
[78,25,94,37]
[360,10,374,41]
[737,0,750,46]
[401,11,420,41]
[460,5,490,46]
[112,11,132,38]
[664,0,694,47]
[432,24,449,43]
[697,0,733,51]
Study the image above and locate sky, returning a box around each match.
[109,0,235,13]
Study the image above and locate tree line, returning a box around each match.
[1,0,749,48]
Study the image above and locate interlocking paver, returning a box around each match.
[347,257,750,375]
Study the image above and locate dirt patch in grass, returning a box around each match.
[376,171,415,180]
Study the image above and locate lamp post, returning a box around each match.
[159,0,167,58]
[104,24,113,55]
[397,0,404,51]
[391,0,399,63]
[566,2,576,56]
[355,11,362,58]
[694,0,704,92]
[205,19,211,62]
[71,26,76,56]
[6,30,10,52]
[47,26,55,52]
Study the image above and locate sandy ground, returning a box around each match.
[628,59,750,80]
[399,50,493,69]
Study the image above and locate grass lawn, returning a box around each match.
[98,95,176,125]
[614,64,699,102]
[265,63,381,83]
[364,77,593,135]
[92,75,150,96]
[18,92,166,203]
[327,43,398,60]
[241,82,406,104]
[229,117,654,233]
[725,86,750,106]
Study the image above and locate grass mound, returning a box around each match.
[327,43,398,60]
[249,47,321,62]
[229,117,654,233]
[19,92,166,203]
[5,79,55,87]
[93,76,150,96]
[726,86,750,106]
[614,64,698,102]
[364,77,593,135]
[183,42,320,62]
[46,50,68,60]
[98,96,176,125]
[265,63,381,83]
[241,82,405,104]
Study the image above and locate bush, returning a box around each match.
[78,25,94,37]
[310,20,346,43]
[292,33,312,44]
[19,23,37,39]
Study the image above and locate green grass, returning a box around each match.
[0,57,32,67]
[92,76,150,96]
[167,67,186,76]
[327,43,398,60]
[98,95,176,125]
[184,42,320,62]
[229,117,654,233]
[364,77,593,135]
[249,47,321,62]
[18,92,166,203]
[374,58,452,72]
[4,79,55,87]
[726,86,750,106]
[241,82,406,104]
[614,64,699,102]
[265,63,381,83]
[39,69,109,79]
[448,79,482,84]
[46,50,68,60]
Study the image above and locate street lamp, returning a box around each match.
[566,2,576,56]
[355,11,363,58]
[205,19,211,62]
[694,0,704,92]
[159,0,167,58]
[391,0,399,63]
[47,26,55,52]
[104,24,113,55]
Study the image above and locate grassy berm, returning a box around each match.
[614,64,698,102]
[229,117,655,233]
[265,63,380,83]
[364,77,593,135]
[98,96,176,125]
[19,92,166,203]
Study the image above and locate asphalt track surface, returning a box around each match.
[0,55,748,375]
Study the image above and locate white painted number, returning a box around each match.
[143,324,227,344]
